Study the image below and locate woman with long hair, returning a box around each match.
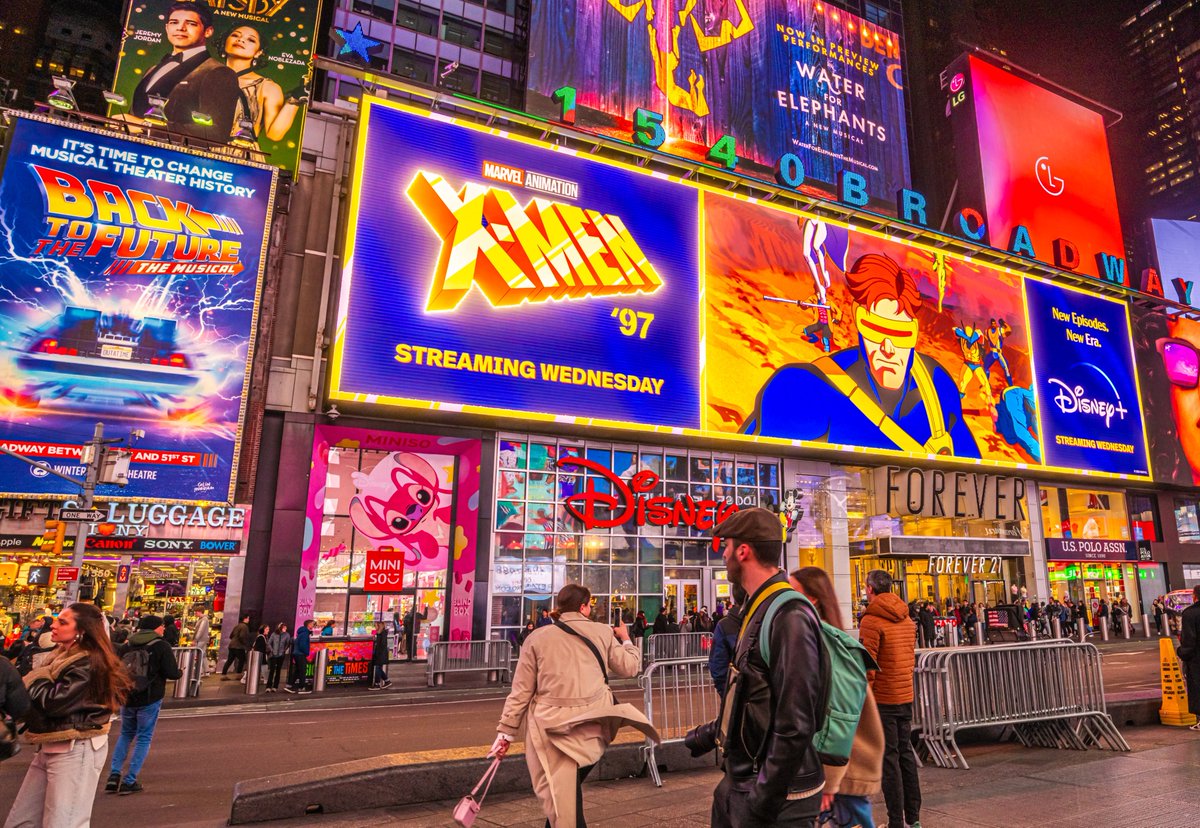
[221,26,304,146]
[489,584,658,827]
[5,603,132,828]
[789,567,884,828]
[265,622,291,693]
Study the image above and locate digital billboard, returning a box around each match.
[1148,218,1200,308]
[0,115,276,502]
[1023,278,1147,477]
[330,97,701,430]
[109,0,321,173]
[331,99,1151,480]
[526,0,910,202]
[704,191,1041,467]
[948,55,1125,282]
[1133,308,1200,485]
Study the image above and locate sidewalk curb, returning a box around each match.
[229,738,711,824]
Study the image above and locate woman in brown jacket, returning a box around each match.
[790,568,884,828]
[489,584,658,828]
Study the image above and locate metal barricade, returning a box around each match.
[172,647,203,698]
[911,640,1129,770]
[426,640,514,687]
[639,657,720,787]
[245,650,263,695]
[645,633,713,665]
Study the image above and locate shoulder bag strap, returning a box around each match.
[471,756,502,801]
[553,620,608,685]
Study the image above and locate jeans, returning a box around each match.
[711,775,820,827]
[267,656,285,689]
[877,703,921,828]
[5,735,108,828]
[371,662,388,686]
[110,700,163,784]
[222,647,247,675]
[821,794,874,828]
[288,653,310,689]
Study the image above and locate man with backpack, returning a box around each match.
[859,570,922,828]
[107,615,182,795]
[685,508,827,827]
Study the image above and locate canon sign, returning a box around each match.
[874,465,1027,522]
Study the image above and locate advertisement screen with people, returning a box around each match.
[526,0,910,202]
[330,99,1150,481]
[109,0,321,173]
[0,116,276,502]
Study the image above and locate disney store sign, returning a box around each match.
[557,457,738,532]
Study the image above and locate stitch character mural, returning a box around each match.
[349,452,454,571]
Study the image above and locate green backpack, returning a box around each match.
[758,589,873,766]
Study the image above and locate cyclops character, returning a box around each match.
[984,318,1014,384]
[742,253,979,457]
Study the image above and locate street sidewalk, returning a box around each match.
[247,726,1200,828]
[166,635,1167,713]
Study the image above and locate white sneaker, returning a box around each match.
[1189,721,1200,731]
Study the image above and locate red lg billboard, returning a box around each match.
[949,55,1125,283]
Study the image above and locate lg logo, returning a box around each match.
[1035,156,1064,197]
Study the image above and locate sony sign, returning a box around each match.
[874,466,1027,522]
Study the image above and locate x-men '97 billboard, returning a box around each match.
[0,115,276,502]
[331,96,1150,480]
[109,0,321,173]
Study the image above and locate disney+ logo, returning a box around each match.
[1048,376,1127,427]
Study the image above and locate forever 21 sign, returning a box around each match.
[874,466,1027,521]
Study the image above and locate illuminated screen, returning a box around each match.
[526,0,910,201]
[1148,218,1200,308]
[0,116,276,502]
[959,55,1124,280]
[108,0,322,174]
[331,97,702,430]
[332,97,1150,480]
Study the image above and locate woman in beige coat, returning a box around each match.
[790,567,884,828]
[490,584,658,828]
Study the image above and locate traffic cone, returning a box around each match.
[1158,637,1197,727]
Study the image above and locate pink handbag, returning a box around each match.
[453,756,502,827]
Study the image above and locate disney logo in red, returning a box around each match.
[558,457,738,531]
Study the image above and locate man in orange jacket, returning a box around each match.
[858,570,921,828]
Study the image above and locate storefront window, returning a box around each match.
[847,466,1032,614]
[491,435,781,642]
[1174,498,1200,543]
[1128,492,1161,542]
[1041,487,1130,540]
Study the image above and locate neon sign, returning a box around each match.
[407,171,664,311]
[558,456,738,531]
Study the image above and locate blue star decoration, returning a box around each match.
[334,22,384,63]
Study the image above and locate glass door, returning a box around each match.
[664,578,701,620]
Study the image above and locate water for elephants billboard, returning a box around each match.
[0,116,275,502]
[110,0,321,173]
[526,0,910,201]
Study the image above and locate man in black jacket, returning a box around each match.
[1180,586,1200,731]
[128,1,241,142]
[107,615,182,794]
[686,508,826,827]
